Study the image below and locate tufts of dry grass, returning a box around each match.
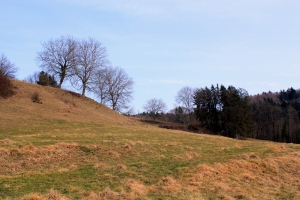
[271,145,289,152]
[108,151,121,159]
[138,162,149,168]
[94,163,109,171]
[47,189,70,200]
[158,177,182,194]
[21,193,44,200]
[117,164,127,171]
[19,189,69,200]
[97,188,120,200]
[123,144,132,151]
[0,138,13,144]
[125,179,149,196]
[184,152,199,160]
[183,151,300,199]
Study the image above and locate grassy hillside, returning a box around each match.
[1,80,300,199]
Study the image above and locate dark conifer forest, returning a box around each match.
[250,87,300,143]
[193,85,300,143]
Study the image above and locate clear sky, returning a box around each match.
[1,0,300,113]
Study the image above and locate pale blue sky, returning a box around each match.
[1,0,300,113]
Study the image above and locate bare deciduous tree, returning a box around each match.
[144,98,167,120]
[175,86,194,114]
[25,71,40,84]
[123,107,135,116]
[175,86,195,123]
[0,53,18,78]
[71,38,107,96]
[93,66,134,112]
[92,68,109,104]
[36,35,77,88]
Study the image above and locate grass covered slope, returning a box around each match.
[0,80,135,128]
[1,80,300,199]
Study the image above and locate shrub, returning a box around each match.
[0,53,18,79]
[31,92,42,104]
[187,121,202,132]
[0,73,15,98]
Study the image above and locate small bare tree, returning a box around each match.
[0,53,18,78]
[144,98,167,120]
[71,38,108,96]
[36,35,77,88]
[92,68,109,104]
[175,86,195,122]
[25,71,40,84]
[106,66,134,112]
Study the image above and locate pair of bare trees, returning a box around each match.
[93,66,134,112]
[37,36,105,95]
[36,36,134,112]
[143,87,194,121]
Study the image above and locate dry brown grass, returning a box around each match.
[157,177,182,195]
[184,152,199,160]
[0,80,137,128]
[0,138,13,144]
[123,144,132,151]
[117,164,127,171]
[19,189,69,200]
[94,163,109,171]
[138,162,149,168]
[183,151,300,199]
[0,142,88,175]
[125,179,149,196]
[47,189,70,200]
[98,188,120,200]
[108,151,121,159]
[21,194,44,200]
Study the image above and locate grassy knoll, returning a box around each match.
[0,80,300,199]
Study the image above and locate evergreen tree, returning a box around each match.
[37,71,57,87]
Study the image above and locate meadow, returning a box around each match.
[0,80,300,199]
